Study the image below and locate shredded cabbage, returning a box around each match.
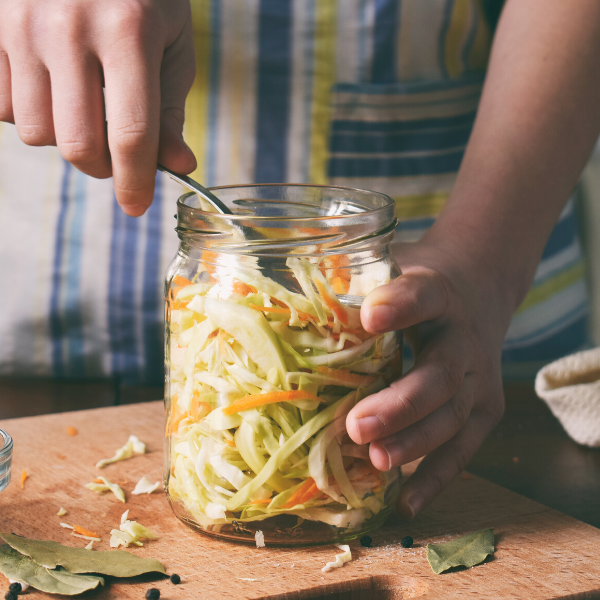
[166,257,400,532]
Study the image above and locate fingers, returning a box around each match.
[10,54,55,146]
[368,375,475,471]
[103,25,161,217]
[346,331,470,446]
[396,406,502,519]
[361,268,451,334]
[49,53,111,179]
[0,48,13,122]
[157,14,196,173]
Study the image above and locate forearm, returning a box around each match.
[426,0,600,311]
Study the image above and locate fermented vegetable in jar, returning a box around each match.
[165,184,402,546]
[0,429,12,493]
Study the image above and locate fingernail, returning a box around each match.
[368,305,394,332]
[383,442,402,469]
[355,416,384,444]
[403,493,424,519]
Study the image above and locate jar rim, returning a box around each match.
[176,183,395,221]
[0,428,12,459]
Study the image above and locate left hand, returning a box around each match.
[346,236,511,519]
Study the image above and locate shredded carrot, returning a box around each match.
[73,525,100,539]
[249,304,290,314]
[316,366,376,387]
[232,280,257,296]
[249,498,272,505]
[201,251,219,275]
[225,439,236,447]
[173,275,192,288]
[93,478,104,484]
[223,390,324,415]
[20,470,28,489]
[295,480,321,505]
[282,478,316,509]
[270,297,288,308]
[170,299,189,310]
[315,281,348,325]
[331,276,350,295]
[66,426,78,436]
[166,411,189,437]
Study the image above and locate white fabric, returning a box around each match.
[535,347,600,447]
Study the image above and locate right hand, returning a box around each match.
[0,0,197,215]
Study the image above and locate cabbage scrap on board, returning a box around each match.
[166,256,401,531]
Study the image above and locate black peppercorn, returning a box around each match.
[5,592,18,600]
[401,535,413,548]
[145,588,160,600]
[8,583,21,594]
[360,535,372,547]
[170,574,181,584]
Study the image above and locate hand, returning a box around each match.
[346,234,512,518]
[0,0,197,215]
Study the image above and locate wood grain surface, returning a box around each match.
[1,402,599,600]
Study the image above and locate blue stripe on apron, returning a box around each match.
[206,0,222,187]
[329,150,464,177]
[438,0,455,79]
[541,209,578,260]
[49,160,72,378]
[108,196,141,383]
[330,124,472,153]
[502,311,589,362]
[141,173,164,385]
[371,0,399,83]
[255,0,293,183]
[63,169,87,376]
[331,111,478,133]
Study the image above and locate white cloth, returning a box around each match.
[535,347,600,447]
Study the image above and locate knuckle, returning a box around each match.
[107,0,158,40]
[447,397,470,432]
[6,3,31,35]
[437,358,463,395]
[395,391,421,428]
[18,123,53,146]
[449,443,472,475]
[59,138,103,164]
[111,121,153,153]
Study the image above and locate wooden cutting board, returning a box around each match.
[1,402,599,600]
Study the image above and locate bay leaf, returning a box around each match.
[0,545,104,595]
[0,533,165,577]
[426,529,495,574]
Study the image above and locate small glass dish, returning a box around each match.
[0,428,13,492]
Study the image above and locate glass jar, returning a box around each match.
[164,184,402,546]
[0,429,13,493]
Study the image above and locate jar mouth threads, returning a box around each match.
[175,184,397,256]
[0,429,13,493]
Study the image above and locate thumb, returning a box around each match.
[158,106,197,173]
[360,268,450,334]
[158,17,197,174]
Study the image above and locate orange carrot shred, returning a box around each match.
[173,275,192,288]
[331,276,350,295]
[225,439,236,447]
[249,498,272,505]
[249,304,290,314]
[223,390,323,415]
[282,478,316,509]
[73,525,100,538]
[93,478,104,484]
[316,366,376,387]
[20,470,28,489]
[315,281,348,325]
[66,426,78,436]
[232,280,257,296]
